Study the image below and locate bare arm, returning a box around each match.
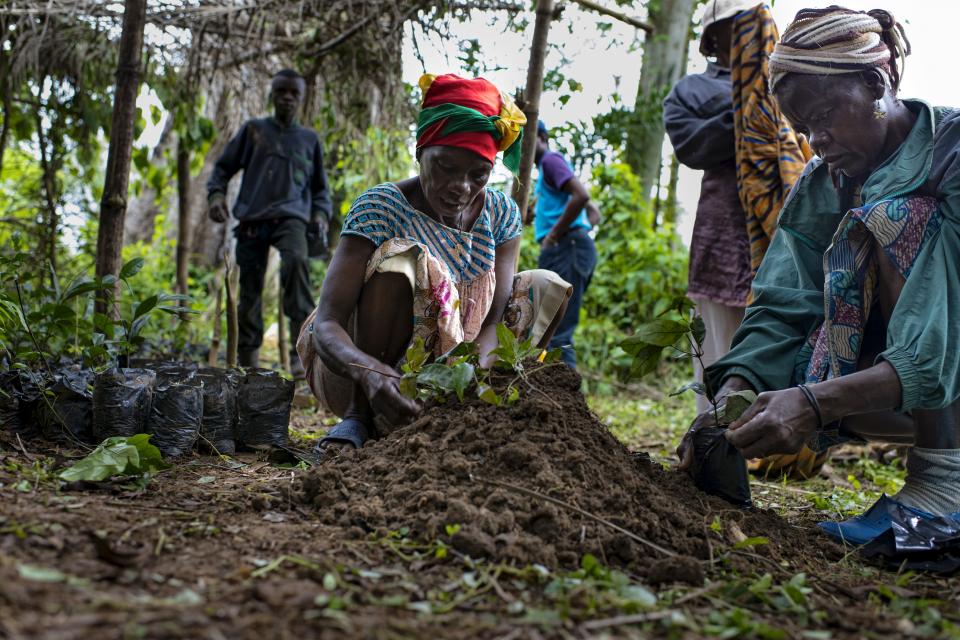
[311,235,420,421]
[725,362,901,459]
[477,236,521,367]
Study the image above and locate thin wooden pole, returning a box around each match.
[278,267,290,371]
[511,0,555,219]
[175,139,191,298]
[94,0,147,316]
[225,254,238,368]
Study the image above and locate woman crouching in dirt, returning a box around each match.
[296,74,571,451]
[677,6,960,545]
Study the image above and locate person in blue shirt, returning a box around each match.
[534,121,600,368]
[207,69,332,373]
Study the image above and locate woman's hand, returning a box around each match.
[676,375,755,470]
[358,363,422,425]
[724,388,817,459]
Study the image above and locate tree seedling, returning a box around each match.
[619,295,756,426]
[397,324,562,408]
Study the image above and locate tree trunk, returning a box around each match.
[626,0,696,199]
[94,0,146,316]
[176,138,191,297]
[0,50,11,178]
[510,0,554,218]
[34,107,58,278]
[663,153,681,227]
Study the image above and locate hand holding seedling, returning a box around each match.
[676,375,755,470]
[724,387,817,459]
[358,361,421,425]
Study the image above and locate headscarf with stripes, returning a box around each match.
[769,6,911,92]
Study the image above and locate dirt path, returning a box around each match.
[1,367,958,639]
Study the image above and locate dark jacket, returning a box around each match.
[207,117,332,223]
[663,63,752,307]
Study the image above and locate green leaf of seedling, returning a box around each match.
[626,344,664,380]
[653,296,672,318]
[445,523,462,536]
[671,381,706,397]
[494,323,518,362]
[438,341,478,364]
[58,434,170,482]
[710,516,722,533]
[506,386,520,405]
[477,384,501,406]
[634,319,690,347]
[449,362,474,402]
[691,316,706,349]
[129,316,150,341]
[119,257,145,280]
[619,335,651,356]
[541,348,564,364]
[399,374,418,399]
[401,337,429,375]
[719,390,758,425]
[134,295,159,319]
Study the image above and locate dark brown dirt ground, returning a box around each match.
[1,365,958,639]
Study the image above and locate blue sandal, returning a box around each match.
[316,418,371,451]
[818,495,933,546]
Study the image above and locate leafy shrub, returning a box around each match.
[584,163,688,335]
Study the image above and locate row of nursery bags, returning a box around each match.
[0,362,295,457]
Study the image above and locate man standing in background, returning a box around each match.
[208,69,332,375]
[534,121,600,369]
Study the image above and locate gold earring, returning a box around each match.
[873,101,887,120]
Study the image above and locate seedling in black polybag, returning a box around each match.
[619,295,756,425]
[619,296,756,506]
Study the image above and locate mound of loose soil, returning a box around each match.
[293,365,831,579]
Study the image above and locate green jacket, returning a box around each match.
[707,100,960,412]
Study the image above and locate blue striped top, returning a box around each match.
[342,183,522,283]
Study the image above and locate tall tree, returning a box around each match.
[94,0,147,315]
[511,0,555,218]
[626,0,697,199]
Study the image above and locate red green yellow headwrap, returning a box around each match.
[416,73,527,174]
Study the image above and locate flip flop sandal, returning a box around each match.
[818,494,933,546]
[315,418,371,451]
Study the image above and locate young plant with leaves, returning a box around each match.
[620,296,756,426]
[396,324,561,408]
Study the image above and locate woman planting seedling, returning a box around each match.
[678,6,960,546]
[297,74,571,451]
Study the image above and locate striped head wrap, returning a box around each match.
[769,6,910,92]
[416,74,527,174]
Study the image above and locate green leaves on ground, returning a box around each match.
[58,434,170,482]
